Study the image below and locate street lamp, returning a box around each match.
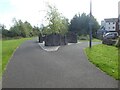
[89,0,92,48]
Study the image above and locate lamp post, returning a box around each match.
[89,0,92,48]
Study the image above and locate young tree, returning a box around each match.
[59,17,69,35]
[43,4,68,35]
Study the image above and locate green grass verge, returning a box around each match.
[2,38,32,78]
[85,44,119,80]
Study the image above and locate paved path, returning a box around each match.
[2,39,118,88]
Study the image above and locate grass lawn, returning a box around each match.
[2,38,32,78]
[85,44,119,80]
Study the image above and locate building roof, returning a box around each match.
[104,18,118,22]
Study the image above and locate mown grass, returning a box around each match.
[85,44,119,80]
[2,38,32,78]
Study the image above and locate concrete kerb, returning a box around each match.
[38,41,81,52]
[38,41,60,52]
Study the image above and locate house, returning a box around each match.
[102,18,118,32]
[97,18,118,39]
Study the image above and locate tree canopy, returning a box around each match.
[69,13,100,37]
[1,5,100,39]
[42,4,69,35]
[1,18,40,38]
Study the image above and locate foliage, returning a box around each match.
[0,24,11,37]
[1,19,40,39]
[69,13,100,37]
[33,26,41,36]
[42,4,69,35]
[60,17,69,35]
[10,19,34,37]
[85,44,119,80]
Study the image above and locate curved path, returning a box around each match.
[2,39,118,88]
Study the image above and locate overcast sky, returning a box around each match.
[0,0,119,29]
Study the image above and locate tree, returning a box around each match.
[91,16,100,38]
[69,14,80,34]
[23,21,33,37]
[43,4,68,35]
[33,26,41,36]
[0,24,11,37]
[10,19,36,37]
[59,17,69,35]
[69,13,100,37]
[10,19,25,37]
